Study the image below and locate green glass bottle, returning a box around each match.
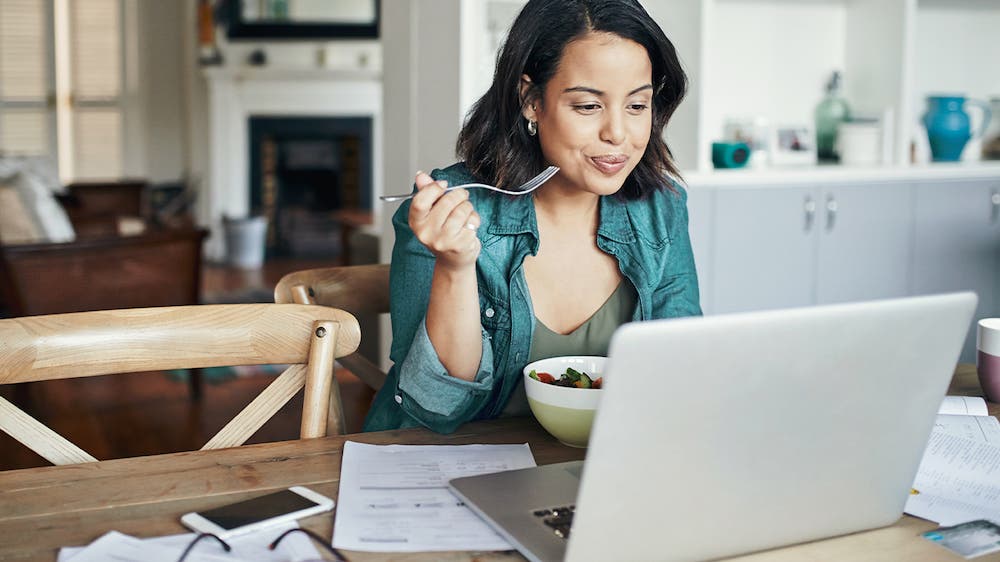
[815,71,851,161]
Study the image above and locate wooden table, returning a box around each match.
[1,366,996,562]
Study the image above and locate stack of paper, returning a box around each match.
[905,396,1000,526]
[333,441,536,552]
[58,522,320,562]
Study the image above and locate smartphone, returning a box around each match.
[180,486,334,539]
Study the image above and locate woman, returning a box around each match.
[364,0,701,433]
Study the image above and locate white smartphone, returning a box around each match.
[180,486,334,539]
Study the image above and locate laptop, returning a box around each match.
[448,292,977,562]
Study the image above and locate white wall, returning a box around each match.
[379,0,467,368]
[133,0,186,183]
[379,0,465,264]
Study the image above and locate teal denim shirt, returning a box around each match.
[363,163,701,434]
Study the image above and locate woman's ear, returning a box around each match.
[520,74,537,121]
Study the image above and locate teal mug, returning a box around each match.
[712,141,751,169]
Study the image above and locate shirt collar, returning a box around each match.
[487,192,537,237]
[486,192,636,244]
[597,195,636,244]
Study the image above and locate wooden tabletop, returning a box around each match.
[0,365,996,562]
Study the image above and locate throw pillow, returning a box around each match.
[10,171,75,243]
[0,182,44,244]
[0,155,62,194]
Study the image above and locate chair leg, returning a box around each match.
[188,368,203,401]
[302,320,339,438]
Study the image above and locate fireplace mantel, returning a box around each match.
[202,66,383,261]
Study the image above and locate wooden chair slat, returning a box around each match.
[201,364,306,450]
[0,397,98,465]
[0,304,359,384]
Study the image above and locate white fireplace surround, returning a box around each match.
[202,67,383,261]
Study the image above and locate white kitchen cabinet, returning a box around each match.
[684,186,714,313]
[711,185,816,314]
[815,182,913,305]
[912,178,1000,362]
[708,181,914,315]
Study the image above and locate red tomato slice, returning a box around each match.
[536,372,556,384]
[592,377,603,389]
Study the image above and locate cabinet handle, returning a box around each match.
[825,195,838,231]
[804,196,816,231]
[992,190,1000,223]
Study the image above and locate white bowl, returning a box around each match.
[522,356,607,448]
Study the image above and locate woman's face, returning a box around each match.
[524,32,654,197]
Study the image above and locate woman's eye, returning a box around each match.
[573,104,601,113]
[628,103,649,112]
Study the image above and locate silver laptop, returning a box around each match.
[448,292,977,562]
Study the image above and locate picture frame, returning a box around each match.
[769,125,817,166]
[225,0,380,40]
[723,116,770,168]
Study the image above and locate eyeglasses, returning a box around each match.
[177,527,349,562]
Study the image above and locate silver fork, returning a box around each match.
[379,166,560,202]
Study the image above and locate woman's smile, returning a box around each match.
[589,153,629,175]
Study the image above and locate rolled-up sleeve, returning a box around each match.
[382,176,498,433]
[395,318,494,429]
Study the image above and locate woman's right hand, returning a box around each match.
[408,171,482,270]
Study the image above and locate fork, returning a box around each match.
[379,166,560,202]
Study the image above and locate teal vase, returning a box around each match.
[923,95,992,162]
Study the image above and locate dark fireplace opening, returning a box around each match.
[249,116,372,258]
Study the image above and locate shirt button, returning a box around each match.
[515,353,522,361]
[394,394,403,404]
[484,308,495,318]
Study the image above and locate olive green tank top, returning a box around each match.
[501,281,637,417]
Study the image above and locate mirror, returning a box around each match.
[226,0,379,39]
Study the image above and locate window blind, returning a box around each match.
[0,0,50,155]
[67,0,122,178]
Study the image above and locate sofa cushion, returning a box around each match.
[1,171,75,244]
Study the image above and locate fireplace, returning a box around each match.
[249,116,372,258]
[202,67,383,263]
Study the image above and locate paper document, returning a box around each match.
[905,432,1000,526]
[58,523,320,562]
[934,414,1000,445]
[939,396,989,416]
[333,441,536,552]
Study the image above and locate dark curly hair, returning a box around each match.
[456,0,687,199]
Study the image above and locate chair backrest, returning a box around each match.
[274,264,389,392]
[0,303,359,465]
[274,263,390,314]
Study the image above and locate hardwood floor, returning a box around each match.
[0,258,377,471]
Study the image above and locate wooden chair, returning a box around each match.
[274,264,390,393]
[0,303,359,465]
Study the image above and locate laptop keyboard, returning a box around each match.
[532,505,575,539]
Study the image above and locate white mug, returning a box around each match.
[977,318,1000,403]
[837,121,882,166]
